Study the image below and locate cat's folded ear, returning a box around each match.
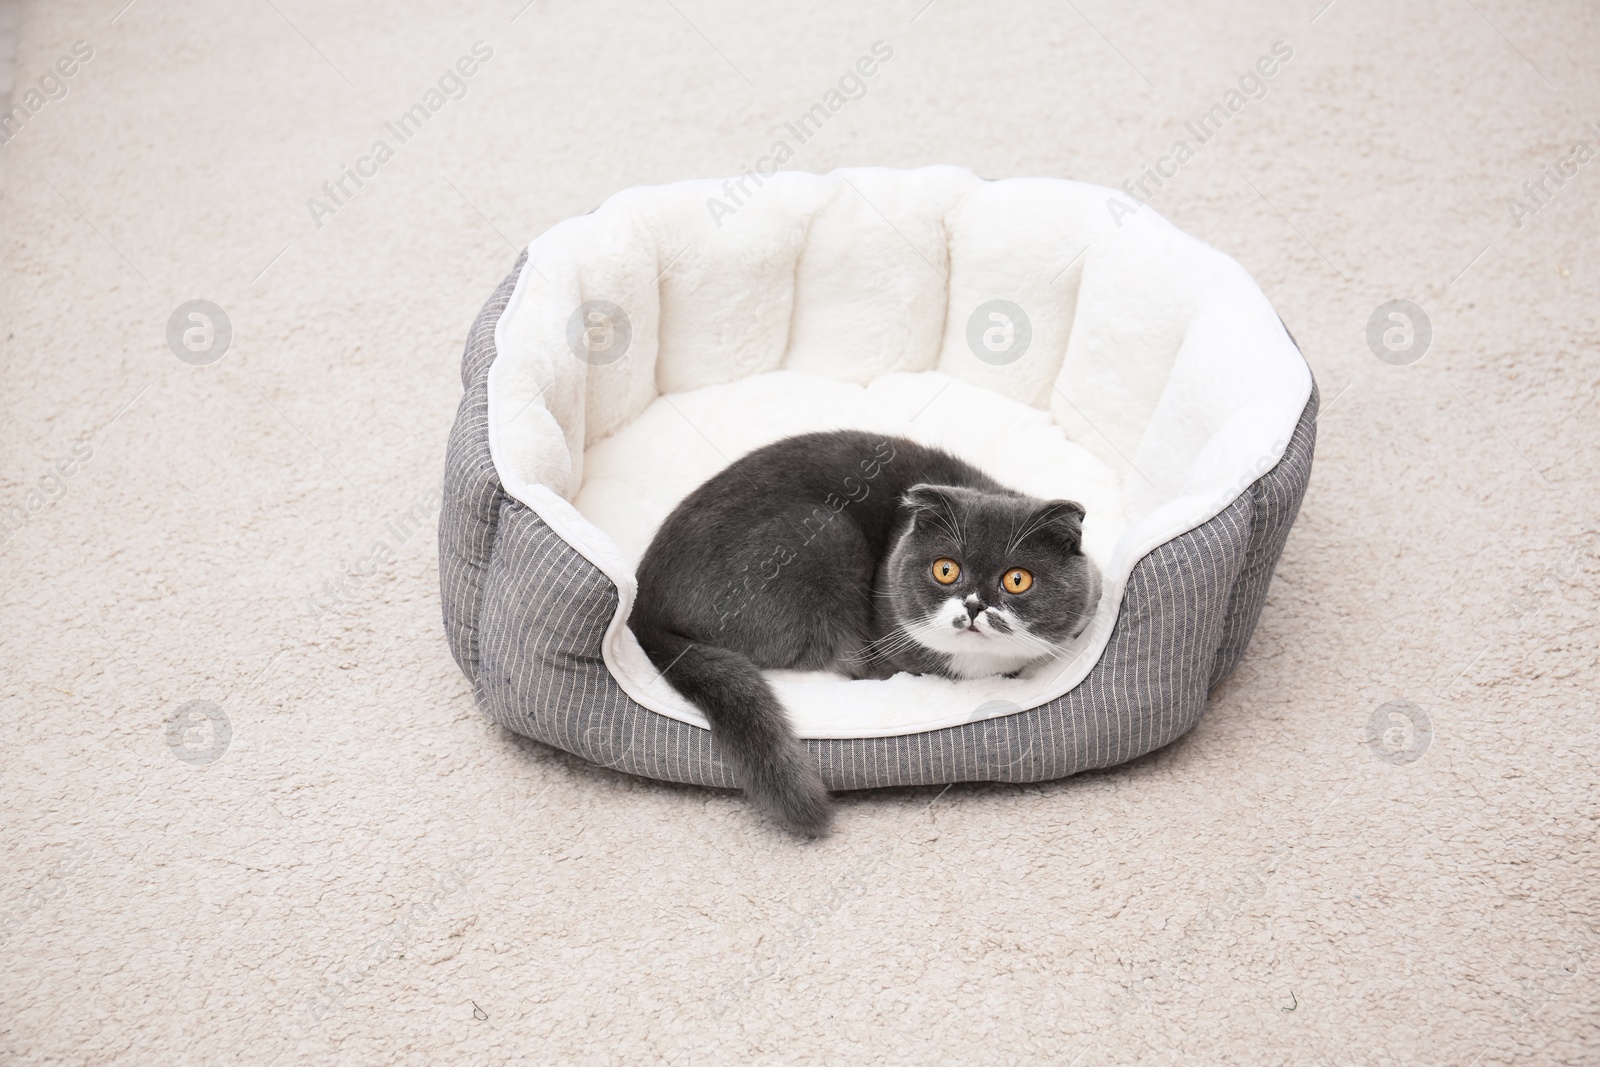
[900,483,964,516]
[1029,500,1087,546]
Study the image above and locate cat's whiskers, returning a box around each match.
[1004,511,1054,556]
[1005,614,1094,660]
[870,625,936,663]
[855,627,920,658]
[924,508,963,550]
[1003,628,1066,659]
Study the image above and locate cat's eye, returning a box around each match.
[1002,568,1033,594]
[932,558,961,585]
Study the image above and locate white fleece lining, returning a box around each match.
[486,166,1311,740]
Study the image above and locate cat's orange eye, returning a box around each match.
[1002,568,1033,594]
[932,558,961,585]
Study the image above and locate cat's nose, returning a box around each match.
[964,600,984,621]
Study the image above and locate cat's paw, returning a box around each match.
[844,661,900,681]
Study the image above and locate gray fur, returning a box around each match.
[628,430,1100,834]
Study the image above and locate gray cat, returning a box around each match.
[629,430,1100,835]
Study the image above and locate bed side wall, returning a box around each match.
[440,253,526,688]
[1208,381,1318,689]
[475,497,740,788]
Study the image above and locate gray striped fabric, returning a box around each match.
[439,253,1318,791]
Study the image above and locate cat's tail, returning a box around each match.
[634,627,833,836]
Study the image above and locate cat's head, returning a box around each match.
[884,483,1101,678]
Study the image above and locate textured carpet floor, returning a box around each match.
[2,1,1597,1063]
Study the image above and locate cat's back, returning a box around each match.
[644,430,998,564]
[714,430,994,502]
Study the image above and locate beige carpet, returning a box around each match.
[3,0,1597,1062]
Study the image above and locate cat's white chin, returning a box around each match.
[904,603,1055,679]
[939,645,1046,680]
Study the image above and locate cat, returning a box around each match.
[628,430,1101,835]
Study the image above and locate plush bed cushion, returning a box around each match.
[573,369,1128,737]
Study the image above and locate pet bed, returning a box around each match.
[440,165,1316,791]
